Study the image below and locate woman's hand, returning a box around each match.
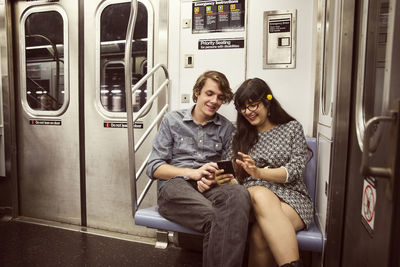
[215,169,237,185]
[235,152,262,178]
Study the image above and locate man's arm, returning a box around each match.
[154,162,218,181]
[147,113,218,183]
[146,115,174,180]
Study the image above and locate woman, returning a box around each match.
[216,78,312,267]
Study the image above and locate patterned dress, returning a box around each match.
[231,120,313,228]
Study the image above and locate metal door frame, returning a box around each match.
[323,0,356,265]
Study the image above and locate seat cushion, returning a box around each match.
[135,206,201,235]
[135,206,324,252]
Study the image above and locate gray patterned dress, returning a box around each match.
[231,120,313,228]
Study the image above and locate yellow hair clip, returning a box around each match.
[266,94,273,101]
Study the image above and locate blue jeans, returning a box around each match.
[158,177,251,267]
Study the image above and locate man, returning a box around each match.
[147,71,251,267]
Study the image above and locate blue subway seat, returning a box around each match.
[135,137,324,252]
[135,206,201,235]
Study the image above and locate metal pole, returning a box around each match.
[124,0,138,213]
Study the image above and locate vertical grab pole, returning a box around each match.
[124,0,138,214]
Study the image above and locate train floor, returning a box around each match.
[0,218,203,267]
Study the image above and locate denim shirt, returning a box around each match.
[146,107,235,182]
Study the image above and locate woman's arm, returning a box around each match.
[235,121,308,183]
[235,153,287,183]
[283,121,308,183]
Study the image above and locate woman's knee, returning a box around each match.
[248,186,280,211]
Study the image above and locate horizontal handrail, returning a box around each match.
[131,71,169,211]
[133,76,169,123]
[135,104,169,152]
[132,63,168,94]
[100,38,148,45]
[125,0,170,216]
[136,152,151,181]
[128,66,169,212]
[126,60,169,213]
[137,179,155,208]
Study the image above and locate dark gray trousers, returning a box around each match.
[158,177,251,267]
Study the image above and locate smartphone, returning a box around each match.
[217,160,236,176]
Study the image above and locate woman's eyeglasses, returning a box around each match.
[239,102,261,113]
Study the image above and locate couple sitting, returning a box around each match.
[146,71,312,267]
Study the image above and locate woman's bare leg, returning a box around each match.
[247,186,305,266]
[248,222,276,267]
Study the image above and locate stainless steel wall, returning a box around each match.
[9,0,168,238]
[13,0,81,224]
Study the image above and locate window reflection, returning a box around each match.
[363,0,388,122]
[25,11,64,111]
[321,0,334,116]
[100,2,148,113]
[355,0,390,151]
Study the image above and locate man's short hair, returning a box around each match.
[192,71,233,104]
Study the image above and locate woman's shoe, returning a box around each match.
[280,259,303,267]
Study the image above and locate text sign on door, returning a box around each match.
[104,121,143,129]
[29,119,62,126]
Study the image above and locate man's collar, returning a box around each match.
[182,106,222,125]
[182,107,194,121]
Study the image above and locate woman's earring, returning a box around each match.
[267,111,271,117]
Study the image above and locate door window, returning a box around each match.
[21,6,69,115]
[98,1,152,115]
[355,0,389,150]
[321,0,338,118]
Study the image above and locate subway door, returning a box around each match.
[13,1,80,223]
[84,0,164,234]
[341,0,400,265]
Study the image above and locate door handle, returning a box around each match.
[360,114,396,178]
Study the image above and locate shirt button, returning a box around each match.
[199,140,202,143]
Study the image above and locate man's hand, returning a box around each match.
[186,168,212,181]
[185,162,218,181]
[194,162,218,192]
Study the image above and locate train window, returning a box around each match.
[98,1,152,115]
[22,6,69,115]
[355,0,389,150]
